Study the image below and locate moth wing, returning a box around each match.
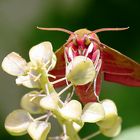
[49,46,66,87]
[102,45,140,86]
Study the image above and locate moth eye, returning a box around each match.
[84,36,91,46]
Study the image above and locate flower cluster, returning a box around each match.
[2,41,122,140]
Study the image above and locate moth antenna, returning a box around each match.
[93,27,129,34]
[37,27,73,35]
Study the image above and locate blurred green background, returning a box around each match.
[0,0,140,140]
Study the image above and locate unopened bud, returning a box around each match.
[81,102,105,123]
[21,91,45,114]
[40,93,60,111]
[97,99,118,129]
[60,100,82,121]
[27,121,51,140]
[100,116,122,137]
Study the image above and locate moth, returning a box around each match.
[38,27,140,103]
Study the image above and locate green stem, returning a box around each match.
[64,121,81,140]
[82,131,101,140]
[39,67,80,140]
[53,108,81,140]
[58,83,72,96]
[34,114,48,121]
[39,67,55,94]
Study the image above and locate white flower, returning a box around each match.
[96,99,122,137]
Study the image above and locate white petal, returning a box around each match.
[49,53,57,70]
[40,93,60,111]
[16,75,40,88]
[5,109,32,136]
[97,99,118,128]
[100,116,122,137]
[27,121,51,140]
[60,100,82,121]
[101,99,118,115]
[2,52,27,76]
[66,56,96,85]
[81,102,105,123]
[29,42,53,66]
[21,91,45,114]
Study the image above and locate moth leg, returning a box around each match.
[64,48,70,86]
[87,48,102,102]
[94,59,102,102]
[85,42,94,57]
[92,49,100,68]
[86,49,100,92]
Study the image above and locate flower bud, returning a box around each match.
[2,52,27,76]
[27,121,51,140]
[40,93,60,111]
[29,42,53,67]
[60,100,82,121]
[97,99,118,128]
[100,116,122,137]
[5,109,32,136]
[81,102,105,123]
[21,91,45,114]
[66,56,96,85]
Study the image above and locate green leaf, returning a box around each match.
[112,126,140,140]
